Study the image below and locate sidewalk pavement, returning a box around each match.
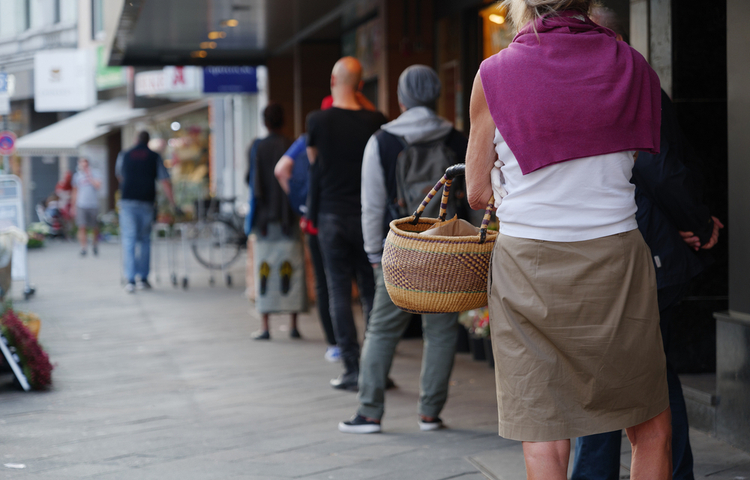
[0,240,747,480]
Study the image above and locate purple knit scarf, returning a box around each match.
[479,11,661,175]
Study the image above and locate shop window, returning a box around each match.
[479,2,514,59]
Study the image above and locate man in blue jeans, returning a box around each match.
[116,131,176,293]
[572,8,723,479]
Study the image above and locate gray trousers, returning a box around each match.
[357,266,458,420]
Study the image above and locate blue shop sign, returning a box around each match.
[203,67,257,93]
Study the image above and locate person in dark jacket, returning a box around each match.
[571,8,723,480]
[116,131,176,293]
[247,103,306,340]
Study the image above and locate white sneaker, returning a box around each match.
[124,283,136,294]
[324,346,341,363]
[418,417,443,432]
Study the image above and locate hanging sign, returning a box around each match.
[203,67,257,93]
[33,50,96,112]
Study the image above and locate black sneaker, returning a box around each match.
[92,246,98,256]
[330,371,358,391]
[252,330,270,340]
[289,328,301,339]
[338,414,381,434]
[80,249,87,257]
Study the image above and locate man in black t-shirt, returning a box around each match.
[307,57,387,391]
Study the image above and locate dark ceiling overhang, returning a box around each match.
[109,0,373,67]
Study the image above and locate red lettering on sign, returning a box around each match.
[173,67,185,86]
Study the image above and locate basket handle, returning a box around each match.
[410,164,495,244]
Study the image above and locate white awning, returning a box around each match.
[15,98,146,156]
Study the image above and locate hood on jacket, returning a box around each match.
[381,106,453,145]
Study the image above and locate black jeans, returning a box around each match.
[307,233,336,346]
[572,283,694,480]
[316,212,375,369]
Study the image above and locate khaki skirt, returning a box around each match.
[488,229,669,442]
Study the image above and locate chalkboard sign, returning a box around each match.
[0,331,30,391]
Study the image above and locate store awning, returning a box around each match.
[108,0,357,66]
[15,98,146,156]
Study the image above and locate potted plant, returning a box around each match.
[460,309,490,362]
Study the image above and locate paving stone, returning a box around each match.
[0,241,747,479]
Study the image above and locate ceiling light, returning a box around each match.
[221,19,239,27]
[489,14,505,25]
[200,42,217,49]
[171,122,181,131]
[208,31,227,40]
[190,50,208,58]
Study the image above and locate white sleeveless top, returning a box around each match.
[491,129,638,242]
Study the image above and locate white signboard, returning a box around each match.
[0,95,9,116]
[0,74,9,115]
[135,66,202,97]
[34,49,96,112]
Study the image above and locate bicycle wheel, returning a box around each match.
[189,219,243,270]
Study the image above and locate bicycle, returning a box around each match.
[187,197,247,285]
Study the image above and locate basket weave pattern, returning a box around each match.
[383,217,498,314]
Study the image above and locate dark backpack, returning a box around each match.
[394,135,459,219]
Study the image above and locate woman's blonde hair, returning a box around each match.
[502,0,595,31]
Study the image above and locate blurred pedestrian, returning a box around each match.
[116,131,176,293]
[71,158,103,257]
[247,103,306,340]
[571,7,724,480]
[339,65,469,434]
[306,57,387,390]
[466,0,671,477]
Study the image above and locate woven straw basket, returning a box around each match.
[382,164,497,314]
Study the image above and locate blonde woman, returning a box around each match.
[466,0,672,478]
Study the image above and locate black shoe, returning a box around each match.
[80,249,87,257]
[92,246,98,256]
[338,414,381,434]
[330,371,358,391]
[386,377,397,390]
[289,328,301,339]
[252,330,270,340]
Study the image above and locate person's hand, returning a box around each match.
[679,216,724,251]
[679,230,701,251]
[701,216,724,250]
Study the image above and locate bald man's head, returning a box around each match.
[331,57,362,91]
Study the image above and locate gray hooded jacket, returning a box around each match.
[360,106,454,264]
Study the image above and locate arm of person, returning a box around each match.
[361,135,388,266]
[306,147,318,165]
[70,187,77,214]
[87,170,103,190]
[306,112,319,165]
[275,135,307,193]
[466,71,496,210]
[274,156,294,194]
[160,179,176,207]
[115,152,124,183]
